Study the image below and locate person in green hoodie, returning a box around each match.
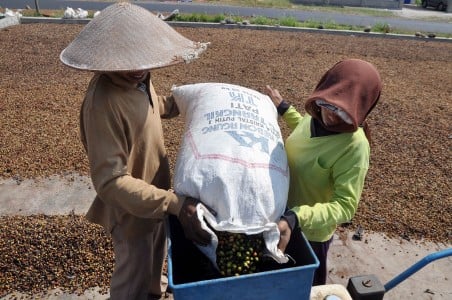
[265,59,382,286]
[59,3,210,299]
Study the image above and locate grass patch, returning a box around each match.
[200,0,397,17]
[372,22,393,34]
[278,16,299,27]
[251,15,276,25]
[16,8,95,18]
[11,6,452,39]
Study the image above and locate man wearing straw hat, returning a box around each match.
[60,2,211,299]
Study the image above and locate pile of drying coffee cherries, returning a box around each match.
[0,214,113,297]
[215,231,265,277]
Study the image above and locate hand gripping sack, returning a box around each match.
[172,83,290,264]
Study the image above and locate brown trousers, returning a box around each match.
[110,222,168,300]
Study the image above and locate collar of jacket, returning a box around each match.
[100,72,154,107]
[100,71,150,90]
[310,117,340,138]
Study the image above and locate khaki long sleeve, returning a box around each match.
[80,73,183,238]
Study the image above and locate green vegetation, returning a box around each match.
[172,12,450,37]
[372,22,393,34]
[13,4,452,39]
[201,0,397,17]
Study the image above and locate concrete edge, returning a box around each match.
[13,17,452,44]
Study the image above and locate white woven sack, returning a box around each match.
[172,83,290,264]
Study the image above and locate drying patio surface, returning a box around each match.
[1,23,451,299]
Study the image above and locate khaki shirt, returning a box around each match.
[80,72,184,238]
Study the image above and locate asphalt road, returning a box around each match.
[2,0,452,34]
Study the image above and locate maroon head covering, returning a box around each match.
[305,59,382,135]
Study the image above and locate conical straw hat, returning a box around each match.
[60,2,209,71]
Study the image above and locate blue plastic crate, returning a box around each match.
[166,216,319,300]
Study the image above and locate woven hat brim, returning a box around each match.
[59,2,209,71]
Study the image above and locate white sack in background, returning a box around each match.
[63,7,76,19]
[172,83,290,265]
[63,7,88,19]
[4,8,22,18]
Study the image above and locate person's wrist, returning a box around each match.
[167,192,185,216]
[277,100,290,116]
[281,210,298,231]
